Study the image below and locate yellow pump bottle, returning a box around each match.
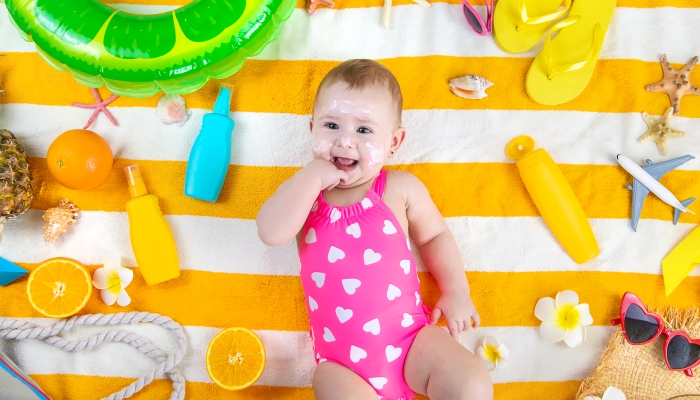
[124,165,180,285]
[506,136,599,264]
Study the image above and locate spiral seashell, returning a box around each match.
[42,199,79,243]
[449,74,494,100]
[157,94,191,126]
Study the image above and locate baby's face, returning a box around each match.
[311,82,402,188]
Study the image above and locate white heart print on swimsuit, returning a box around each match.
[299,170,430,400]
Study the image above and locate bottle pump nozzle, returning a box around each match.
[213,84,233,115]
[125,164,148,198]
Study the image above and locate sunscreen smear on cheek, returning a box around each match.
[365,142,386,167]
[312,139,333,158]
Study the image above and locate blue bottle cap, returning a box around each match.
[213,84,233,115]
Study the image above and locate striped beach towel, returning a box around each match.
[0,0,699,398]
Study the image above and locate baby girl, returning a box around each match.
[257,59,493,400]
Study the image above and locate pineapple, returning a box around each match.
[0,129,33,241]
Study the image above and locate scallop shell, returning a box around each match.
[42,199,79,243]
[449,74,494,100]
[157,94,191,126]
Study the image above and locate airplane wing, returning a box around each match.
[630,178,650,232]
[641,155,695,180]
[630,155,695,231]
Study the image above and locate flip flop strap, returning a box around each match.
[517,0,571,28]
[542,16,603,80]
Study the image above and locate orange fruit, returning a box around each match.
[27,258,92,318]
[206,327,266,390]
[47,129,113,190]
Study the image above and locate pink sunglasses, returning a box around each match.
[462,0,494,36]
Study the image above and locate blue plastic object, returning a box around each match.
[0,256,27,286]
[674,198,696,225]
[624,155,695,231]
[1,350,50,399]
[184,84,235,202]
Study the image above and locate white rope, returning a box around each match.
[0,312,188,400]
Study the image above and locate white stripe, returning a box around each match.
[454,217,698,275]
[2,210,301,276]
[3,319,615,385]
[2,4,699,63]
[4,210,696,276]
[3,104,700,167]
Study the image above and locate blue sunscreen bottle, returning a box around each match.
[184,84,234,202]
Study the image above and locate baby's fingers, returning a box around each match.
[471,310,481,329]
[325,178,341,191]
[339,171,350,184]
[430,308,442,325]
[447,319,460,340]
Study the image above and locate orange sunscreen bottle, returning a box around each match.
[124,165,180,285]
[505,136,599,264]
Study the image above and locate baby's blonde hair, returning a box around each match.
[314,59,403,125]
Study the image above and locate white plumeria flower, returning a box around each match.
[534,290,593,348]
[475,336,509,372]
[92,256,133,306]
[583,386,626,400]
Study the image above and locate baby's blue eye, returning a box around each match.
[325,123,339,130]
[357,127,372,134]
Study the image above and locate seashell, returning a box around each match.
[157,94,191,126]
[42,199,79,243]
[449,74,494,100]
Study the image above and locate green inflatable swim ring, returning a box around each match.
[3,0,295,97]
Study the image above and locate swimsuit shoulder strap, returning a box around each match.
[370,169,387,199]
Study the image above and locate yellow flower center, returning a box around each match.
[483,345,501,363]
[104,270,123,294]
[556,304,581,330]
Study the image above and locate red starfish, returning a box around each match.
[71,88,119,129]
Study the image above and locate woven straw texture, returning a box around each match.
[577,307,700,400]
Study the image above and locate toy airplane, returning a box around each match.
[618,154,696,231]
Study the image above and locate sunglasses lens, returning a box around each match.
[624,304,659,343]
[667,336,700,369]
[463,5,483,34]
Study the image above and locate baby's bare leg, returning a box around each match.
[313,361,378,400]
[404,325,493,400]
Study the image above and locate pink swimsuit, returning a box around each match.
[299,170,429,400]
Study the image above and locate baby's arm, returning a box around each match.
[400,172,479,338]
[257,159,348,246]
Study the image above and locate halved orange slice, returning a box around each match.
[206,327,266,390]
[27,258,92,318]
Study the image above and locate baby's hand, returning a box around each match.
[302,159,350,191]
[430,290,480,340]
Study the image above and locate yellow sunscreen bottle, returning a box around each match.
[506,136,599,264]
[124,165,180,285]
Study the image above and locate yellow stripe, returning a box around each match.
[492,381,582,399]
[31,375,313,400]
[103,0,700,9]
[29,374,582,399]
[7,265,700,329]
[2,55,698,118]
[29,158,700,225]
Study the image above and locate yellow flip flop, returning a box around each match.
[525,0,616,105]
[493,0,572,54]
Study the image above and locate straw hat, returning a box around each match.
[577,307,700,399]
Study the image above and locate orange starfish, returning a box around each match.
[308,0,334,13]
[646,54,700,115]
